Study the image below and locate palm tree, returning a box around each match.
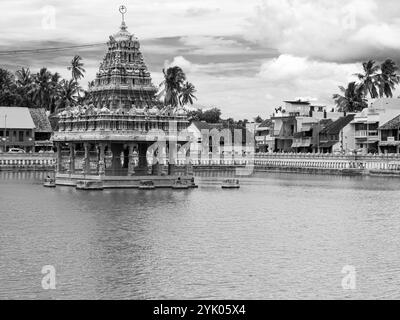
[16,68,32,87]
[333,82,368,113]
[68,55,86,81]
[378,59,400,98]
[15,68,34,107]
[31,68,53,110]
[161,66,186,109]
[0,68,19,106]
[49,72,62,113]
[56,79,80,112]
[354,60,380,99]
[179,82,197,106]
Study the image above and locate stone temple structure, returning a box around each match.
[53,13,194,189]
[90,20,161,110]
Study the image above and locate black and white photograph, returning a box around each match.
[1,0,400,306]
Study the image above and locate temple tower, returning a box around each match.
[90,18,159,111]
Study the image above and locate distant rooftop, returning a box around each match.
[379,115,400,130]
[284,100,311,105]
[258,119,273,129]
[0,107,36,129]
[190,121,223,131]
[29,108,52,133]
[320,115,355,135]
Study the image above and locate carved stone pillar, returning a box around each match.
[56,143,62,173]
[98,143,106,176]
[128,144,135,176]
[68,143,75,174]
[83,143,90,175]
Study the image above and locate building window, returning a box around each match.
[19,131,24,142]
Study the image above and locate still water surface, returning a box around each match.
[1,171,400,300]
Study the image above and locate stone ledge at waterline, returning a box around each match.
[2,153,400,177]
[0,153,56,171]
[253,153,400,176]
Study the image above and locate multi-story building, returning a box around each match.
[254,119,274,153]
[350,108,380,154]
[271,100,343,152]
[318,115,355,153]
[378,115,400,154]
[292,118,333,153]
[0,107,52,153]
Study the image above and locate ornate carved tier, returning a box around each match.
[90,21,160,111]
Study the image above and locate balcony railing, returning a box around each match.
[355,130,367,137]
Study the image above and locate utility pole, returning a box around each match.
[3,114,7,152]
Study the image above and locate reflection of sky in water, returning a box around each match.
[1,171,400,300]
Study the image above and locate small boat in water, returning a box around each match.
[139,180,155,190]
[189,177,198,189]
[172,179,190,190]
[43,177,56,188]
[76,180,104,191]
[221,179,240,189]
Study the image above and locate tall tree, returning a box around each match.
[49,72,62,113]
[31,68,53,110]
[161,66,186,109]
[179,82,197,106]
[15,68,34,107]
[0,68,20,106]
[56,79,80,112]
[354,60,380,99]
[16,68,32,87]
[333,82,368,113]
[202,108,221,123]
[187,109,203,122]
[68,55,86,81]
[378,59,400,98]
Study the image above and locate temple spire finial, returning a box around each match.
[119,5,127,24]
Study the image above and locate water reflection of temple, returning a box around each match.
[53,15,193,189]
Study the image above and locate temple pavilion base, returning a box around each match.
[55,174,196,190]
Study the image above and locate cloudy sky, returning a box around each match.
[0,0,399,119]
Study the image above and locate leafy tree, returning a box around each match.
[56,79,80,112]
[333,82,368,113]
[0,68,19,106]
[378,59,400,98]
[179,82,197,106]
[187,109,203,122]
[15,68,34,108]
[202,108,221,123]
[161,66,186,109]
[68,55,86,81]
[354,60,380,99]
[31,68,53,110]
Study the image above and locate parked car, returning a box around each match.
[8,148,26,154]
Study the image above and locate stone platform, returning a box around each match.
[55,173,196,189]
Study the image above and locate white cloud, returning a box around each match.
[165,56,197,73]
[247,0,400,62]
[160,55,363,119]
[258,54,359,84]
[179,36,247,55]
